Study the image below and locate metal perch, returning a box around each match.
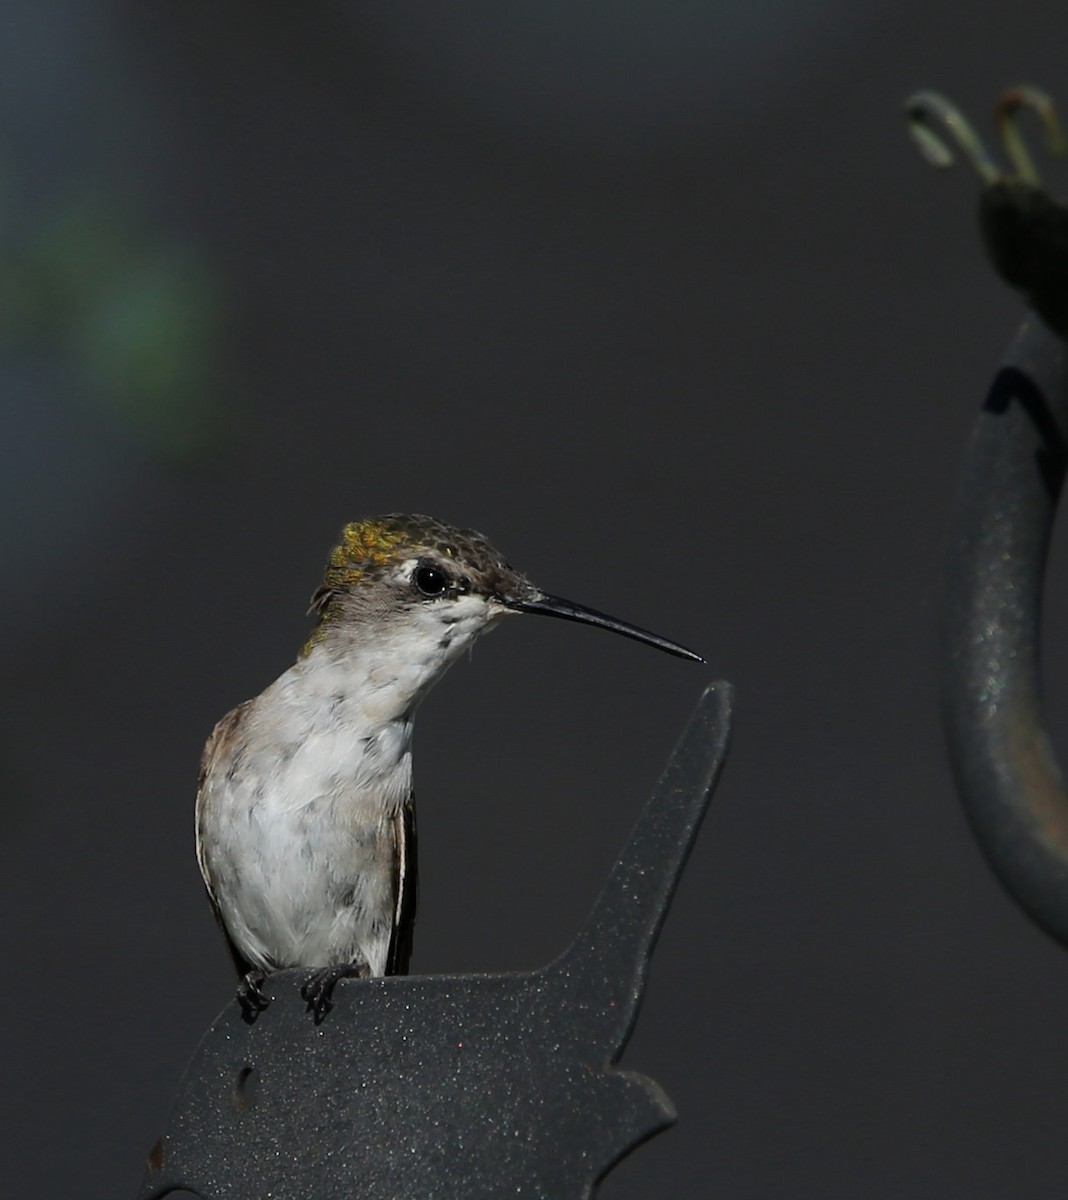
[941,318,1068,946]
[908,87,1068,946]
[139,682,733,1199]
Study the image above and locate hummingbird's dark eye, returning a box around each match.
[413,562,449,598]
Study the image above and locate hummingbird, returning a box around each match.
[195,514,702,1022]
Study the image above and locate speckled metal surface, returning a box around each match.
[941,315,1068,945]
[139,681,732,1199]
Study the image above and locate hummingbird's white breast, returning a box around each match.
[196,584,505,977]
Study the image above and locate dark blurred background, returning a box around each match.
[4,2,1068,1196]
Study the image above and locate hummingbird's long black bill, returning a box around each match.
[505,592,704,663]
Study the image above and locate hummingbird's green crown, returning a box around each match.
[321,514,519,594]
[301,514,530,656]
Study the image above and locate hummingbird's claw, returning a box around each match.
[236,969,271,1023]
[301,960,371,1023]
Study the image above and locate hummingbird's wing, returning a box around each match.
[194,701,256,978]
[386,796,418,975]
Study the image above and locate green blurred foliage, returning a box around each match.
[0,187,223,458]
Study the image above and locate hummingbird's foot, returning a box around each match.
[236,969,271,1023]
[301,959,371,1023]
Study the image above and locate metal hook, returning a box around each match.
[995,85,1066,186]
[905,91,1001,184]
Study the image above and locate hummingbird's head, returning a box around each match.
[304,514,702,679]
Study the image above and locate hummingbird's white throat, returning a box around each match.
[314,558,511,724]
